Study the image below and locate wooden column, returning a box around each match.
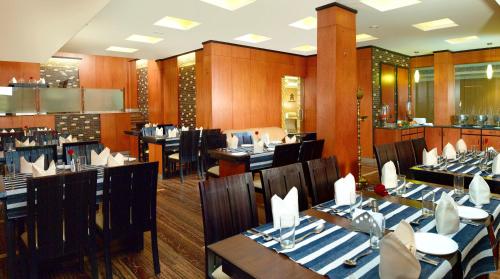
[316,3,358,176]
[147,60,163,123]
[433,51,455,125]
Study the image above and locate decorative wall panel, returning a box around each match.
[55,114,100,141]
[178,65,196,128]
[40,59,80,88]
[137,67,149,119]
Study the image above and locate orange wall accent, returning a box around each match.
[0,61,40,86]
[409,55,433,69]
[147,60,163,123]
[433,51,455,125]
[0,115,55,129]
[304,56,317,132]
[397,66,409,120]
[200,42,306,130]
[159,58,179,125]
[99,113,132,152]
[126,60,138,109]
[357,48,373,158]
[196,50,211,128]
[317,5,358,176]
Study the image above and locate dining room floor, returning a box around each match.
[1,162,499,278]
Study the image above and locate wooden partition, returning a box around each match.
[357,48,373,158]
[304,56,317,132]
[0,115,55,129]
[99,113,132,152]
[0,61,40,86]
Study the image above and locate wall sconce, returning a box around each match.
[414,69,420,83]
[486,64,493,79]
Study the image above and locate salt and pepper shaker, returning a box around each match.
[370,200,379,212]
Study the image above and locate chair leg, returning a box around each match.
[104,233,113,279]
[180,161,184,183]
[151,225,160,275]
[89,240,98,279]
[197,158,201,179]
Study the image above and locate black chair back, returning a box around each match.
[272,142,301,168]
[5,145,58,171]
[32,130,58,145]
[298,140,325,163]
[307,157,341,206]
[201,130,225,171]
[232,132,253,146]
[260,163,309,223]
[300,132,317,142]
[179,130,201,163]
[141,127,156,137]
[25,170,97,274]
[412,138,427,165]
[374,143,399,176]
[0,131,26,151]
[62,141,104,164]
[395,140,417,176]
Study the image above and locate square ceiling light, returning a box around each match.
[154,16,200,30]
[413,18,458,31]
[292,45,317,52]
[106,46,138,53]
[360,0,421,12]
[356,33,378,43]
[126,34,163,44]
[289,17,317,30]
[234,33,271,43]
[445,35,479,44]
[200,0,256,11]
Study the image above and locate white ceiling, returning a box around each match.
[0,0,111,63]
[27,0,500,61]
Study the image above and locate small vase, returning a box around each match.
[70,158,76,172]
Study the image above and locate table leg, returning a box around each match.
[6,218,17,279]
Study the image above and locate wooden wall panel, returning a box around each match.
[147,60,163,123]
[304,56,317,132]
[0,61,40,86]
[0,115,55,129]
[410,55,433,69]
[100,113,131,152]
[452,48,500,65]
[397,67,409,120]
[357,48,373,158]
[126,60,138,109]
[195,50,211,128]
[231,57,252,129]
[433,51,455,125]
[159,58,179,125]
[211,54,234,130]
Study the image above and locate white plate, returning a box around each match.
[56,165,71,170]
[241,144,253,147]
[414,232,458,256]
[231,152,247,156]
[458,206,489,220]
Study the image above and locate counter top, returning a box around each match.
[375,125,500,130]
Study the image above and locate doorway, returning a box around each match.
[281,76,304,133]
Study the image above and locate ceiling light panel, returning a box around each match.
[126,34,164,44]
[106,46,138,53]
[413,18,458,31]
[289,17,317,30]
[200,0,256,11]
[154,16,200,30]
[445,35,479,44]
[234,33,271,43]
[356,33,378,43]
[360,0,421,12]
[292,45,316,52]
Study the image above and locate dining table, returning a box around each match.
[207,180,500,279]
[411,152,500,191]
[208,145,276,177]
[140,135,186,178]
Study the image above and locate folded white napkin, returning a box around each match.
[492,154,500,175]
[91,147,111,166]
[261,133,271,147]
[1,129,7,133]
[196,126,203,130]
[167,129,177,138]
[469,174,490,206]
[32,160,56,177]
[456,139,467,153]
[227,135,239,149]
[285,136,296,144]
[40,78,46,84]
[155,127,164,136]
[20,155,44,174]
[422,148,438,166]
[10,77,17,83]
[59,135,77,146]
[352,208,384,231]
[181,126,189,131]
[15,139,33,147]
[107,153,125,167]
[144,123,151,128]
[253,140,264,153]
[334,173,356,206]
[487,147,497,153]
[381,161,398,189]
[9,129,15,133]
[435,194,459,235]
[379,221,420,279]
[442,143,457,160]
[271,187,300,229]
[152,123,158,127]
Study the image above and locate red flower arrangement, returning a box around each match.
[68,149,75,159]
[374,184,388,196]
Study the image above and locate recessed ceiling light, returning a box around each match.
[360,0,421,12]
[200,0,256,11]
[126,34,163,44]
[234,33,271,43]
[413,18,458,31]
[445,35,479,44]
[106,46,138,53]
[292,45,317,52]
[356,33,378,43]
[154,16,200,30]
[289,17,317,30]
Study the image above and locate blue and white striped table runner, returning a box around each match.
[418,155,499,179]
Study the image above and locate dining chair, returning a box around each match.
[272,142,301,168]
[97,162,160,278]
[167,130,201,183]
[231,131,253,146]
[5,145,58,171]
[298,140,325,194]
[21,170,98,279]
[395,140,417,177]
[411,137,428,164]
[301,132,317,141]
[200,129,225,179]
[307,157,341,206]
[260,162,309,223]
[62,141,104,164]
[374,143,399,177]
[0,131,26,151]
[199,172,257,279]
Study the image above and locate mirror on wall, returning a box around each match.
[413,67,435,123]
[379,63,410,124]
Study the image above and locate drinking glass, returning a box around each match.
[7,162,16,178]
[396,175,406,196]
[471,145,478,158]
[280,215,296,249]
[421,190,435,217]
[458,151,466,163]
[349,190,363,215]
[76,156,87,171]
[369,215,385,249]
[453,175,464,197]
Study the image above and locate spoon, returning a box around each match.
[410,215,428,226]
[344,249,373,266]
[249,228,275,242]
[295,224,325,243]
